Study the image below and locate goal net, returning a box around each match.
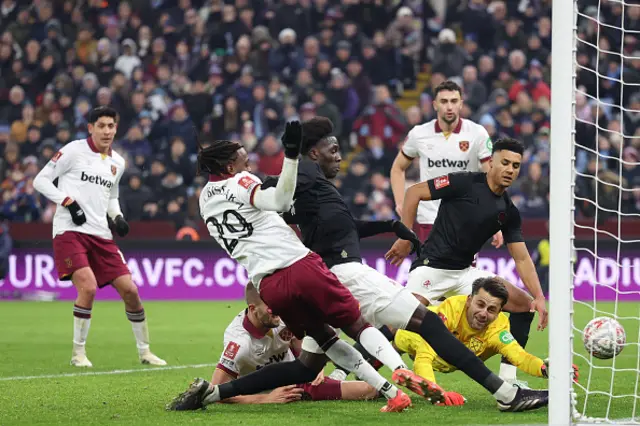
[550,0,640,425]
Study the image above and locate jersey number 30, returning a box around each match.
[206,210,254,254]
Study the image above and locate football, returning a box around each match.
[583,317,626,359]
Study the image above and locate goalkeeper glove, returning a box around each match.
[541,359,579,383]
[391,220,421,256]
[64,199,87,226]
[113,215,130,237]
[436,391,466,406]
[281,120,303,159]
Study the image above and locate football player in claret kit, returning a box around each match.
[168,282,378,409]
[33,106,165,368]
[386,137,548,386]
[261,117,548,411]
[175,121,413,413]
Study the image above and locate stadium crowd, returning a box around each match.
[0,0,638,229]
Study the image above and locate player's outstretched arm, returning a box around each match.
[507,242,548,330]
[252,121,303,212]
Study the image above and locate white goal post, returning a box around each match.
[550,0,640,425]
[549,0,576,424]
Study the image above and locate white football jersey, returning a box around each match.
[35,138,125,240]
[199,171,308,288]
[402,118,492,224]
[216,310,296,378]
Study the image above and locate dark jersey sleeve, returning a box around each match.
[354,220,394,238]
[502,203,524,243]
[426,172,473,201]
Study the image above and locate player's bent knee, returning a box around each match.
[72,267,98,297]
[342,317,371,340]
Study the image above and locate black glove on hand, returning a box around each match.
[281,120,303,159]
[66,201,87,226]
[114,215,130,237]
[391,220,421,256]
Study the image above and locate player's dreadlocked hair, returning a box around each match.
[301,117,334,155]
[196,138,242,176]
[492,137,524,156]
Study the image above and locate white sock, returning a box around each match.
[324,339,399,400]
[127,310,150,352]
[72,305,92,351]
[203,385,220,405]
[358,326,407,371]
[493,382,518,402]
[499,363,518,381]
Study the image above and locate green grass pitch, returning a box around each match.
[1,301,638,425]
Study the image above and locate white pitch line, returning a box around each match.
[0,362,217,382]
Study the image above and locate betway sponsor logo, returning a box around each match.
[426,158,469,168]
[81,171,114,188]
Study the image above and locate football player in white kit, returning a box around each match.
[33,107,165,367]
[175,121,416,413]
[168,282,378,408]
[390,80,503,246]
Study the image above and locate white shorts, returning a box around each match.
[406,265,495,304]
[330,262,420,329]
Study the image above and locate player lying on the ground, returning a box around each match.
[260,117,548,412]
[178,121,414,413]
[33,106,165,368]
[392,277,579,406]
[386,137,548,386]
[167,282,378,409]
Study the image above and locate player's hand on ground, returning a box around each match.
[530,296,548,331]
[391,221,421,257]
[491,231,504,248]
[64,199,87,226]
[311,368,325,386]
[114,215,130,237]
[436,391,466,406]
[281,120,303,159]
[266,385,304,403]
[385,239,412,266]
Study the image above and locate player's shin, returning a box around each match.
[500,312,535,381]
[205,359,319,404]
[410,309,517,402]
[127,309,149,351]
[71,304,92,366]
[356,326,407,372]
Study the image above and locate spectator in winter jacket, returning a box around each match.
[268,28,305,84]
[353,85,408,149]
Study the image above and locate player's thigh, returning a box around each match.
[298,378,344,401]
[86,236,131,288]
[259,271,308,340]
[288,253,362,331]
[330,262,416,329]
[405,265,461,305]
[457,267,496,296]
[52,231,91,282]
